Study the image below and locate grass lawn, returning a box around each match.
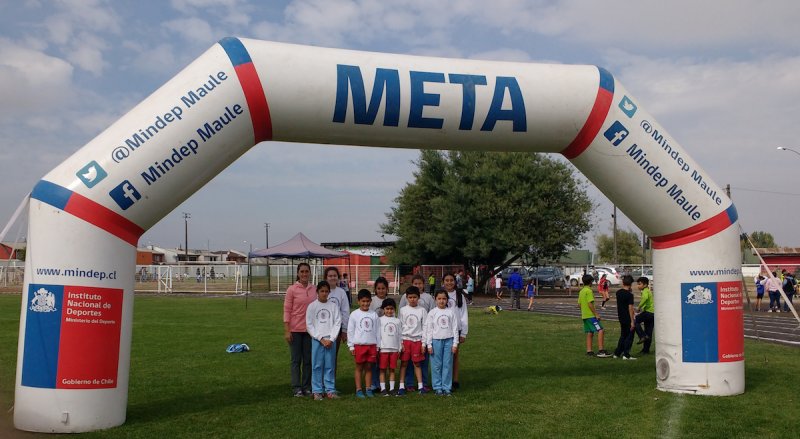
[1,294,798,438]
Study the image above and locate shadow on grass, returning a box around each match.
[124,382,286,425]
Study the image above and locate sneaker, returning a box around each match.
[419,387,429,395]
[444,392,452,397]
[612,354,619,359]
[302,389,312,396]
[597,350,612,358]
[355,390,366,399]
[326,392,340,399]
[586,351,596,357]
[365,389,375,398]
[381,389,391,397]
[293,389,304,398]
[396,388,406,396]
[623,356,638,361]
[422,386,432,393]
[313,393,324,401]
[435,390,444,396]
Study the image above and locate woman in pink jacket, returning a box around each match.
[283,262,317,397]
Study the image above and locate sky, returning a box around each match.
[1,0,800,255]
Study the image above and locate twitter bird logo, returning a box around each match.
[619,96,637,118]
[76,161,107,188]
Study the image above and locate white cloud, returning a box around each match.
[0,39,75,117]
[163,17,216,43]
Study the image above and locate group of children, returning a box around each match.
[578,274,654,359]
[305,273,468,399]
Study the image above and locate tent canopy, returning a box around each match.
[249,232,347,258]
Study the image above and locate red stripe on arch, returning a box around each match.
[561,87,613,159]
[650,206,737,250]
[64,192,144,246]
[233,62,272,143]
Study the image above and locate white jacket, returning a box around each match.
[328,286,350,330]
[347,308,379,349]
[447,290,469,338]
[377,315,402,352]
[399,305,427,341]
[305,299,341,342]
[425,307,459,348]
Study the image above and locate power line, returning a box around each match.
[730,187,800,197]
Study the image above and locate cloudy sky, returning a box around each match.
[1,0,799,254]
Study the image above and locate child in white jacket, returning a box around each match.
[425,290,459,396]
[306,281,342,399]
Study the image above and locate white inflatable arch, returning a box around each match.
[15,38,744,432]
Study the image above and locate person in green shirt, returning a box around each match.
[634,277,655,354]
[578,274,611,357]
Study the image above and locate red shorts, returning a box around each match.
[401,340,425,363]
[353,344,377,364]
[379,351,399,369]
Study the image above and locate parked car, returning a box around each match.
[631,267,654,283]
[568,266,622,286]
[499,267,531,283]
[529,266,567,289]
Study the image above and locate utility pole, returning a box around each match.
[612,205,618,265]
[183,212,190,263]
[265,222,270,292]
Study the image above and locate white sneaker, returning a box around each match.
[623,356,637,361]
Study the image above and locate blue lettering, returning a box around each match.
[332,65,526,132]
[408,71,445,129]
[448,74,487,130]
[333,65,400,126]
[481,77,527,132]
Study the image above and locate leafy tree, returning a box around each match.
[381,150,592,288]
[747,231,777,248]
[596,229,643,265]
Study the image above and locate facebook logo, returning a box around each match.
[109,180,141,210]
[603,121,629,147]
[619,95,637,118]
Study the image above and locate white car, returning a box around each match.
[568,266,622,286]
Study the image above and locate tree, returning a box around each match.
[596,229,643,265]
[747,231,777,248]
[381,150,592,288]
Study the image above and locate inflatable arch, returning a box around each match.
[15,38,743,432]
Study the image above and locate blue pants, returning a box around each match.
[403,350,430,388]
[311,338,336,394]
[370,361,380,390]
[769,291,781,310]
[783,292,794,312]
[430,338,454,393]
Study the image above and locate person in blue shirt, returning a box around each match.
[508,268,524,310]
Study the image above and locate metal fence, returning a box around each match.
[0,262,790,295]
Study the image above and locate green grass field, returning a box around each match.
[0,294,798,438]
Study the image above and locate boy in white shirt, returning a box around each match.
[305,281,342,400]
[347,289,379,398]
[398,286,428,395]
[377,298,402,396]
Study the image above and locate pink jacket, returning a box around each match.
[284,281,316,332]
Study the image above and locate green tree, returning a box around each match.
[748,231,777,248]
[381,150,592,287]
[595,229,643,265]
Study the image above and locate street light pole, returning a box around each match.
[183,212,190,263]
[264,222,270,292]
